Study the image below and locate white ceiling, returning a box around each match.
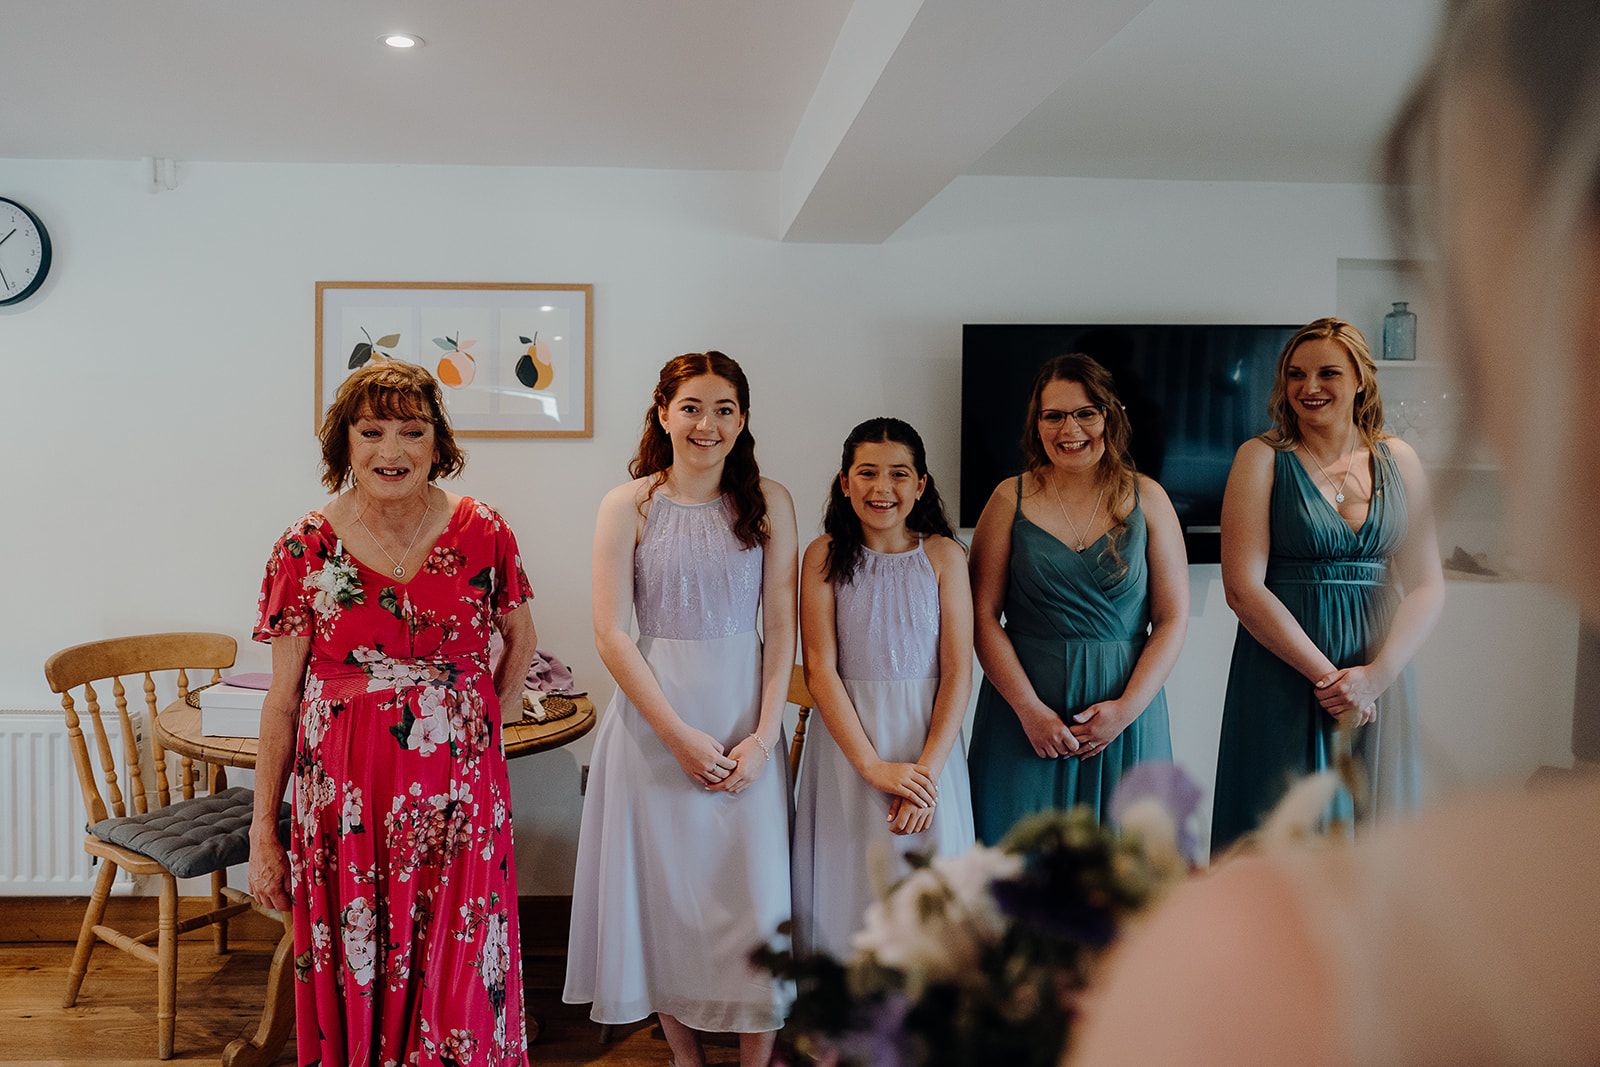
[0,0,1444,239]
[971,0,1446,184]
[0,0,854,170]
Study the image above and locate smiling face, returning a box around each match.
[1284,337,1362,435]
[657,373,746,471]
[348,407,437,502]
[840,439,926,537]
[1036,378,1107,473]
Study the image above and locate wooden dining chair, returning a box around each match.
[787,663,815,781]
[43,632,264,1060]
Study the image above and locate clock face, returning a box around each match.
[0,198,52,306]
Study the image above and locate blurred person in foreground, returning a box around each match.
[1073,1,1600,1062]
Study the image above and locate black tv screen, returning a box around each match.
[960,324,1298,563]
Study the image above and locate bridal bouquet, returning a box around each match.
[757,763,1201,1067]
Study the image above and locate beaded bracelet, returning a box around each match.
[748,733,772,762]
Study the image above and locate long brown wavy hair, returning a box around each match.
[1019,353,1138,576]
[1260,318,1385,451]
[823,417,960,585]
[629,351,768,550]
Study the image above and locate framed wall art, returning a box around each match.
[315,281,594,438]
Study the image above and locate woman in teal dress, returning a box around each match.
[1210,317,1444,854]
[968,354,1189,844]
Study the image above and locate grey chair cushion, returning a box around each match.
[89,786,288,879]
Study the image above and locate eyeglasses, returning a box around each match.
[1038,406,1105,428]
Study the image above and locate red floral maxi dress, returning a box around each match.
[254,497,533,1067]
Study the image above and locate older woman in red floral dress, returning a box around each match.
[248,360,538,1066]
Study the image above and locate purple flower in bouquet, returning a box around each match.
[824,992,913,1067]
[1110,761,1203,866]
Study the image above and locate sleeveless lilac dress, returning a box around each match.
[792,541,975,959]
[563,494,791,1032]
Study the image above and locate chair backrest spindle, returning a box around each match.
[43,633,238,828]
[143,670,172,808]
[111,675,150,815]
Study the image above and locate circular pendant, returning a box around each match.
[1335,493,1346,504]
[393,565,405,578]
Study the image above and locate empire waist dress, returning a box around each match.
[967,480,1173,845]
[562,493,792,1032]
[253,498,533,1067]
[1209,441,1421,854]
[792,541,975,960]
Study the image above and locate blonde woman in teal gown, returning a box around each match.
[1210,318,1444,854]
[968,354,1189,844]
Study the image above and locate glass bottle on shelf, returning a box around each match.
[1383,301,1417,361]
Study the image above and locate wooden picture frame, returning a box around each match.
[315,281,594,438]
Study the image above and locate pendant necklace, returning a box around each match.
[1050,474,1106,551]
[356,495,433,578]
[1306,433,1357,505]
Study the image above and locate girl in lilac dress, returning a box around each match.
[564,353,798,1067]
[794,418,975,959]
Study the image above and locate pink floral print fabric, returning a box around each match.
[254,497,533,1067]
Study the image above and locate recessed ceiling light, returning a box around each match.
[382,33,424,49]
[539,305,555,312]
[552,336,563,341]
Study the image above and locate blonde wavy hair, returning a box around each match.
[1260,318,1386,452]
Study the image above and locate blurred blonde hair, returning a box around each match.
[1386,0,1600,592]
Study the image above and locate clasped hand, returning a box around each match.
[667,724,768,794]
[865,760,938,836]
[1068,699,1129,758]
[1313,664,1385,725]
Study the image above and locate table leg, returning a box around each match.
[222,912,294,1067]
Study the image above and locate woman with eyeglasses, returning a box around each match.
[1210,319,1444,855]
[967,353,1189,843]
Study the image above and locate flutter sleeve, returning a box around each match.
[489,510,533,617]
[252,518,318,642]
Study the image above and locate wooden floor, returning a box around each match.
[0,943,746,1065]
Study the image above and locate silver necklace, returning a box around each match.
[1049,474,1107,551]
[356,495,433,578]
[1305,434,1358,505]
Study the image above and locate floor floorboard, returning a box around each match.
[0,944,749,1065]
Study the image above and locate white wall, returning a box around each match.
[0,158,1575,891]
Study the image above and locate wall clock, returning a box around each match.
[0,197,52,306]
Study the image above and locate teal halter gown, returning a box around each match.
[1210,442,1422,854]
[968,478,1173,844]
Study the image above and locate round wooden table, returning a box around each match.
[154,693,596,1066]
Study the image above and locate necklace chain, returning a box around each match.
[1049,474,1107,552]
[1305,434,1358,506]
[355,494,433,578]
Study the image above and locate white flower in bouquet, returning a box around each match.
[851,845,1022,996]
[1116,797,1183,874]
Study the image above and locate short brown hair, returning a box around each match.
[1261,318,1385,451]
[319,360,466,492]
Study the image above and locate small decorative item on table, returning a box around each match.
[756,763,1201,1067]
[1383,300,1418,360]
[520,690,582,724]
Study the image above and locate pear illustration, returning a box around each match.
[515,333,555,390]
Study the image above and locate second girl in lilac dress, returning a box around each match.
[794,418,975,959]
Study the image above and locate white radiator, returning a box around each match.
[0,711,133,895]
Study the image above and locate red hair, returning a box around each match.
[630,352,768,549]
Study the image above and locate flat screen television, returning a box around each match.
[960,323,1299,563]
